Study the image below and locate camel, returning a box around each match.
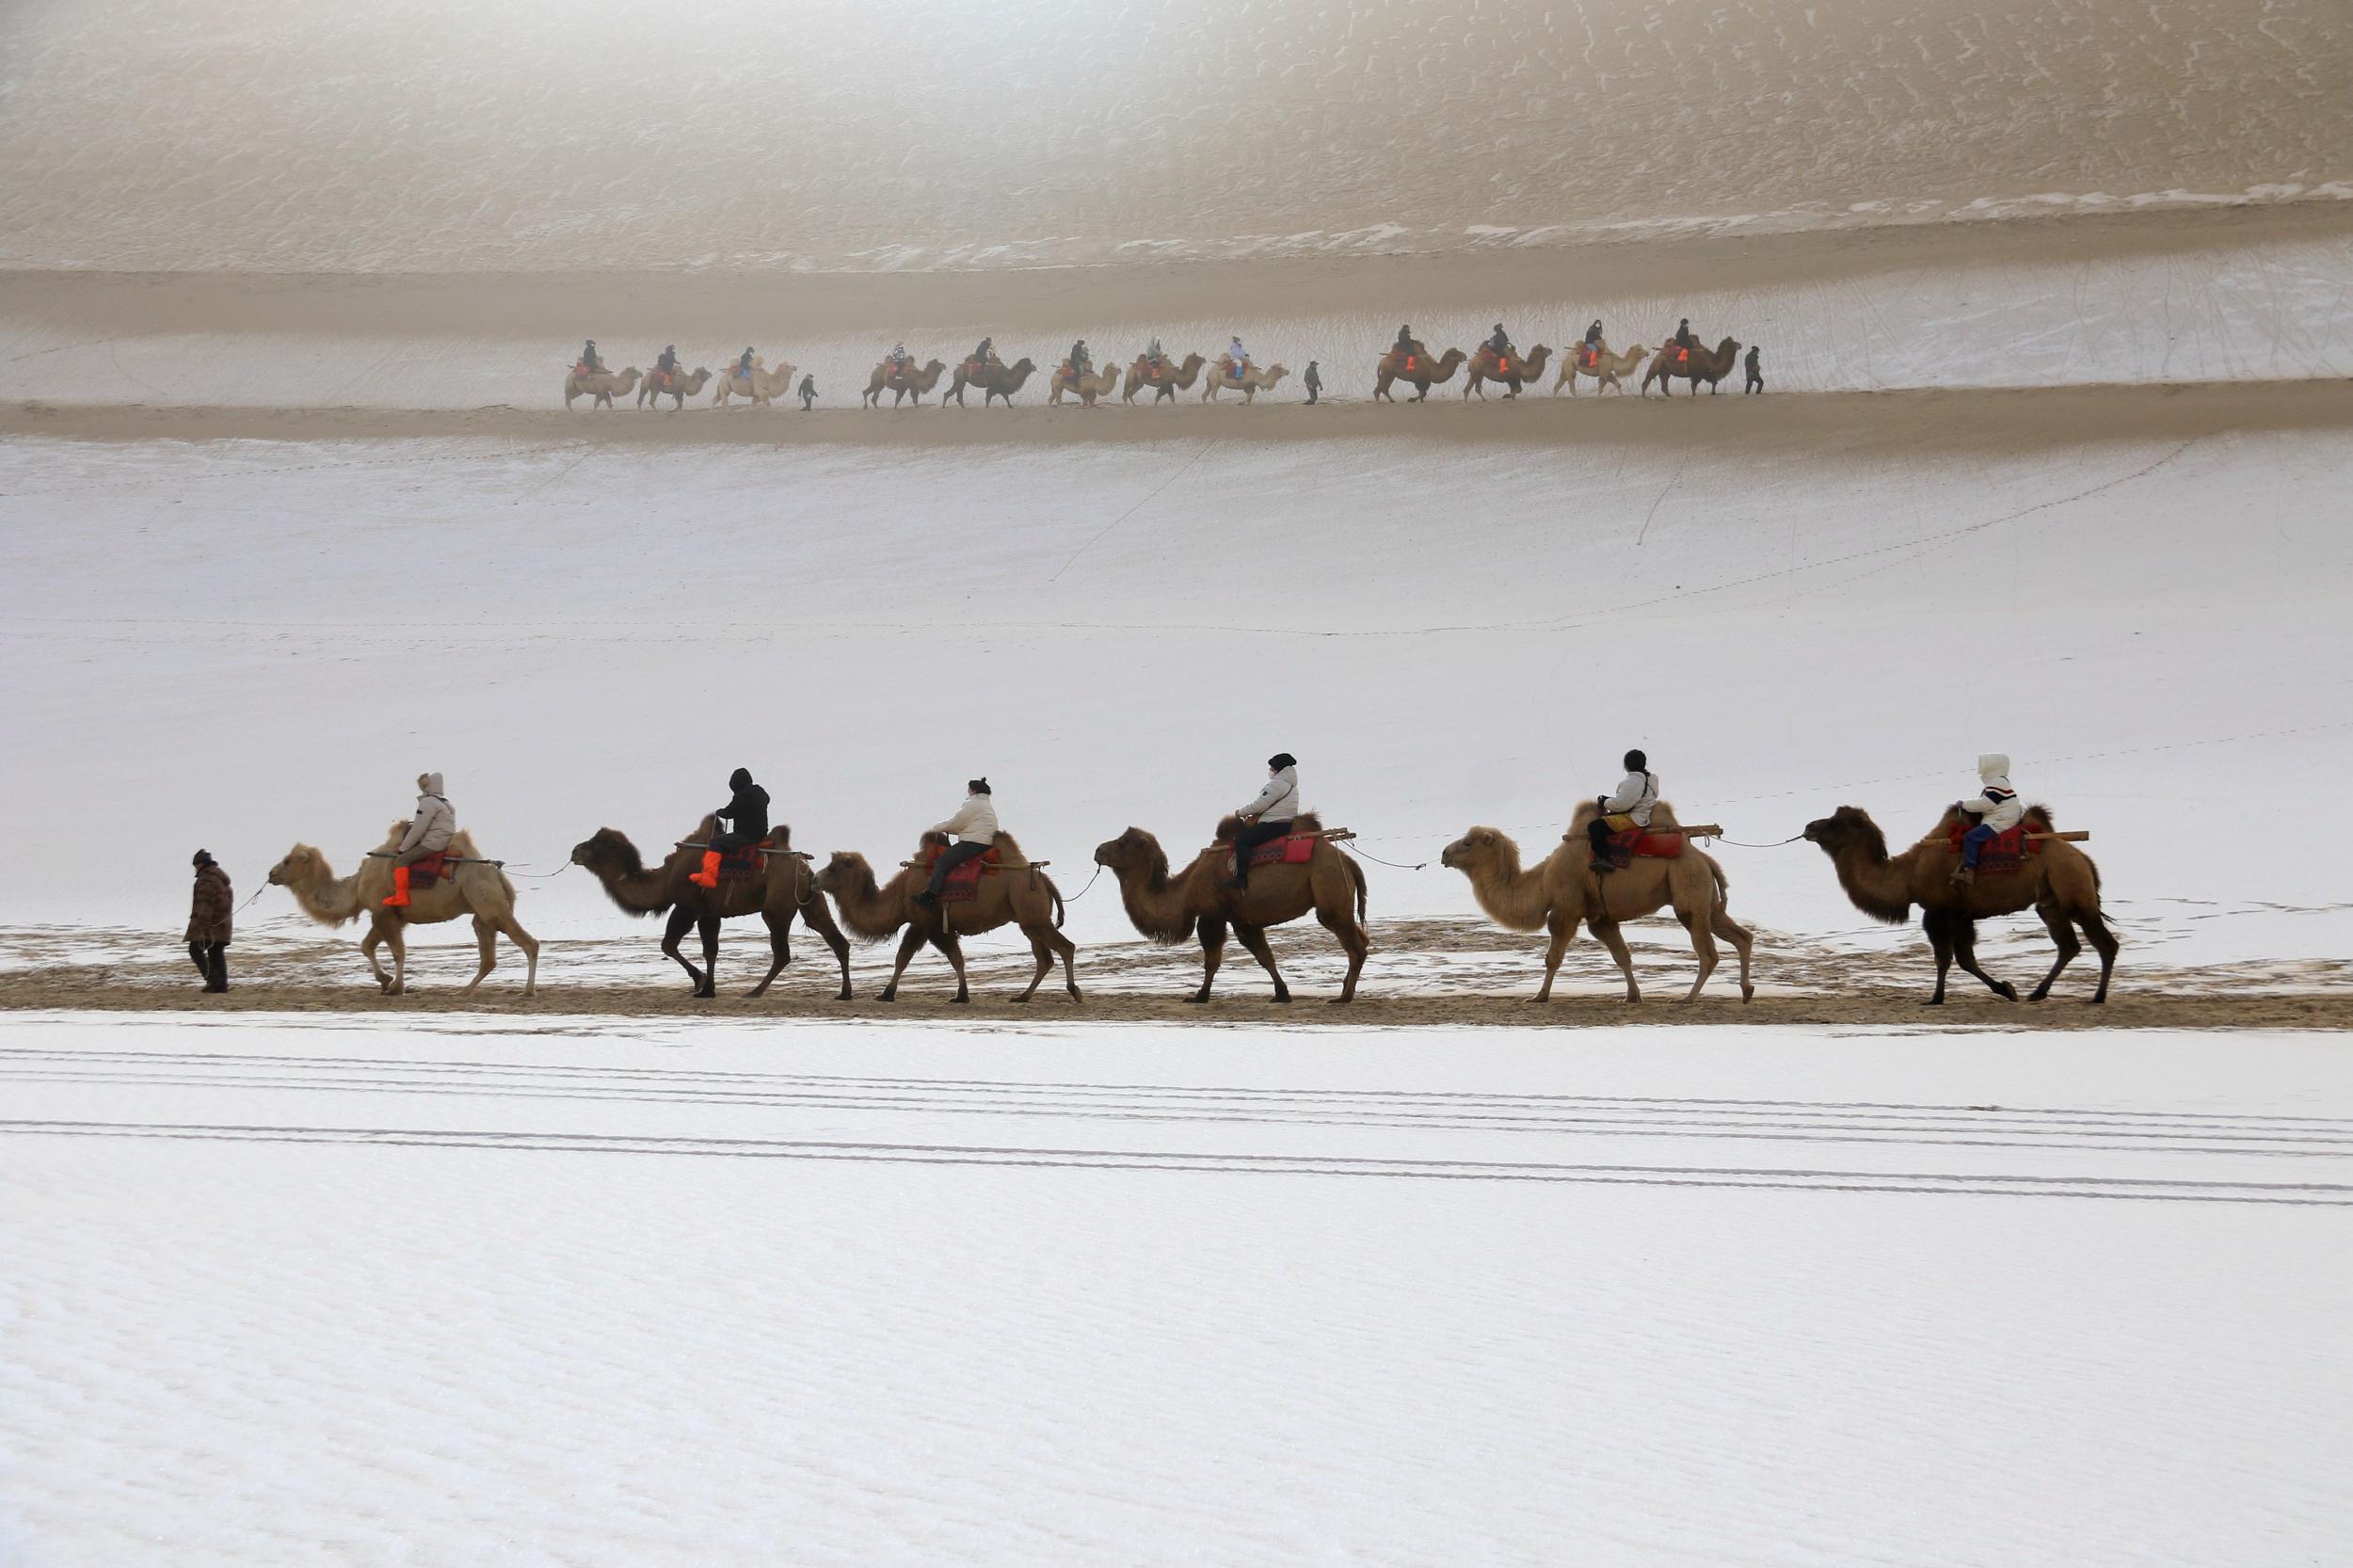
[1122,352,1207,405]
[1092,813,1369,1003]
[1463,344,1552,399]
[564,365,642,409]
[1201,362,1289,403]
[862,358,948,408]
[637,365,713,410]
[1048,361,1123,406]
[1372,346,1466,403]
[1441,803,1754,1003]
[1802,805,2117,1005]
[268,824,540,996]
[814,832,1078,1003]
[568,818,852,1000]
[946,356,1039,408]
[712,359,797,409]
[1553,342,1647,395]
[1641,337,1741,396]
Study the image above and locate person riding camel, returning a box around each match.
[736,346,758,385]
[1225,336,1249,380]
[1584,320,1605,349]
[1673,318,1697,353]
[382,772,455,908]
[889,343,913,375]
[1227,753,1300,891]
[915,778,999,908]
[1144,336,1166,370]
[579,340,603,375]
[688,767,770,889]
[1586,750,1658,873]
[1486,323,1514,366]
[1393,325,1427,368]
[970,337,996,371]
[654,344,680,386]
[1951,754,2024,886]
[1067,339,1092,378]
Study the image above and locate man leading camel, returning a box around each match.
[1228,753,1300,890]
[187,848,232,992]
[1951,754,2023,886]
[1587,750,1658,873]
[916,778,999,907]
[382,772,454,907]
[689,767,770,888]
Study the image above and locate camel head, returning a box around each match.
[1439,825,1516,874]
[813,851,872,897]
[1093,827,1162,877]
[1260,364,1289,385]
[1801,806,1884,859]
[267,842,328,888]
[569,827,643,877]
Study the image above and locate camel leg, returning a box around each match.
[1712,906,1756,1002]
[1946,916,2018,1001]
[1535,907,1583,1002]
[2026,899,2081,1002]
[1676,908,1719,1003]
[464,913,497,991]
[495,913,540,997]
[359,920,395,993]
[382,921,408,997]
[877,925,926,1002]
[1591,918,1640,1002]
[935,929,970,1004]
[1231,921,1290,1003]
[1190,917,1228,1003]
[749,907,792,998]
[1316,905,1369,1004]
[659,905,708,995]
[696,914,722,1000]
[799,896,854,1000]
[2079,910,2119,1004]
[1921,909,1955,1004]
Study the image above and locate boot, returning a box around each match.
[381,865,412,907]
[913,889,938,907]
[1949,864,1976,887]
[1225,875,1249,891]
[1589,859,1617,874]
[688,850,723,889]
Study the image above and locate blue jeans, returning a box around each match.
[1960,823,1997,868]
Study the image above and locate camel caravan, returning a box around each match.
[242,749,2107,1010]
[560,318,1763,412]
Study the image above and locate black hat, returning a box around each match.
[1624,749,1647,771]
[1268,752,1297,771]
[729,766,754,789]
[192,848,214,868]
[968,777,991,795]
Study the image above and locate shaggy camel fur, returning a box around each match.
[568,818,852,1000]
[564,366,642,409]
[712,360,797,409]
[1123,352,1206,404]
[815,832,1078,1003]
[1202,363,1289,403]
[1442,804,1754,1002]
[946,356,1039,408]
[1553,342,1648,395]
[1642,337,1742,396]
[863,358,947,408]
[637,365,713,410]
[1803,804,2118,1004]
[1048,362,1122,406]
[1464,344,1552,399]
[1093,813,1369,1002]
[269,825,540,996]
[1373,346,1466,403]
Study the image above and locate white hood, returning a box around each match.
[1977,754,2009,784]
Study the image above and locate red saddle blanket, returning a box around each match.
[1227,833,1319,873]
[1947,822,2039,874]
[1580,346,1601,368]
[648,369,676,390]
[1667,344,1694,365]
[408,850,453,889]
[1595,828,1684,870]
[921,844,1002,902]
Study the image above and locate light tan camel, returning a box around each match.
[1553,342,1647,395]
[637,365,713,410]
[1123,352,1206,404]
[1372,346,1466,402]
[1463,344,1552,399]
[1441,804,1754,1003]
[568,817,852,1000]
[1092,813,1369,1002]
[712,359,796,408]
[863,358,948,408]
[1803,805,2117,1004]
[268,824,540,996]
[1049,361,1123,406]
[1202,362,1289,403]
[814,832,1078,1002]
[946,356,1039,408]
[1641,337,1742,396]
[564,366,642,409]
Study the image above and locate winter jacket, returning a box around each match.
[185,862,234,945]
[1961,755,2024,833]
[1602,769,1659,827]
[397,774,456,856]
[1240,765,1300,824]
[718,771,771,840]
[1304,364,1321,390]
[932,792,1000,845]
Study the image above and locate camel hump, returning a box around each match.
[1211,809,1321,842]
[989,831,1028,864]
[447,829,481,858]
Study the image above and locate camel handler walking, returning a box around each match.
[1228,753,1301,890]
[689,767,770,888]
[186,849,232,992]
[1744,344,1764,393]
[383,773,454,908]
[916,778,999,907]
[1304,361,1321,405]
[1587,750,1658,873]
[1952,754,2024,886]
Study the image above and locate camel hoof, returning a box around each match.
[950,996,970,1006]
[1272,993,1293,1005]
[1923,996,1946,1007]
[835,989,854,1002]
[1740,985,1755,1002]
[2027,988,2051,1003]
[1187,992,1211,1004]
[1995,983,2020,1002]
[876,989,898,1003]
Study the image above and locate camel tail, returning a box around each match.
[1347,854,1369,923]
[1048,873,1066,930]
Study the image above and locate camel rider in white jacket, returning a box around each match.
[1228,753,1300,889]
[917,778,1000,907]
[1952,754,2024,885]
[383,772,454,907]
[1587,749,1658,872]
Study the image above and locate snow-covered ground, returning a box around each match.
[3,1011,2347,1565]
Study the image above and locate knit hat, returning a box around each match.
[1268,753,1297,771]
[192,849,214,868]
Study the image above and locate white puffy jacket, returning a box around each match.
[932,792,1000,845]
[398,773,456,856]
[1240,765,1299,823]
[1962,754,2024,833]
[1602,769,1658,827]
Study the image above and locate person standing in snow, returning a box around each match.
[1303,361,1321,404]
[689,767,771,888]
[383,773,454,908]
[1744,344,1764,393]
[186,849,232,992]
[917,778,999,907]
[1951,754,2024,886]
[1228,753,1300,890]
[1587,750,1659,872]
[798,374,817,410]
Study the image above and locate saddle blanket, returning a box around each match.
[1580,346,1601,368]
[922,844,1002,903]
[1227,833,1319,874]
[712,841,768,880]
[1595,828,1684,870]
[1947,822,2040,874]
[408,850,452,889]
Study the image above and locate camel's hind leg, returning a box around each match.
[1535,907,1583,1002]
[465,914,498,991]
[1190,917,1228,1003]
[2026,899,2082,1002]
[1713,905,1756,1001]
[749,907,793,999]
[1314,903,1369,1004]
[1231,921,1290,1003]
[500,913,540,996]
[1012,914,1080,1003]
[1592,918,1640,1002]
[2079,909,2119,1004]
[1674,908,1719,1002]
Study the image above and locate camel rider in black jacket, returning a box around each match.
[971,337,996,369]
[1584,320,1605,349]
[1068,340,1092,377]
[1488,323,1513,358]
[1673,318,1696,352]
[689,767,770,888]
[736,347,758,385]
[656,344,680,376]
[581,340,603,374]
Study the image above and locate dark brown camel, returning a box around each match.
[1372,346,1467,403]
[1122,352,1208,404]
[946,356,1039,407]
[1641,337,1742,396]
[862,358,948,408]
[1464,344,1553,399]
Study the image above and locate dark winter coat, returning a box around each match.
[718,773,771,841]
[186,862,234,945]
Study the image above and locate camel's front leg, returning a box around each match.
[383,921,408,997]
[464,913,498,991]
[1591,918,1640,1002]
[1231,921,1289,1003]
[1536,908,1583,1002]
[696,915,723,1000]
[877,925,926,1002]
[660,905,708,995]
[1945,917,2018,1001]
[360,919,395,993]
[800,897,854,1001]
[1191,917,1228,1003]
